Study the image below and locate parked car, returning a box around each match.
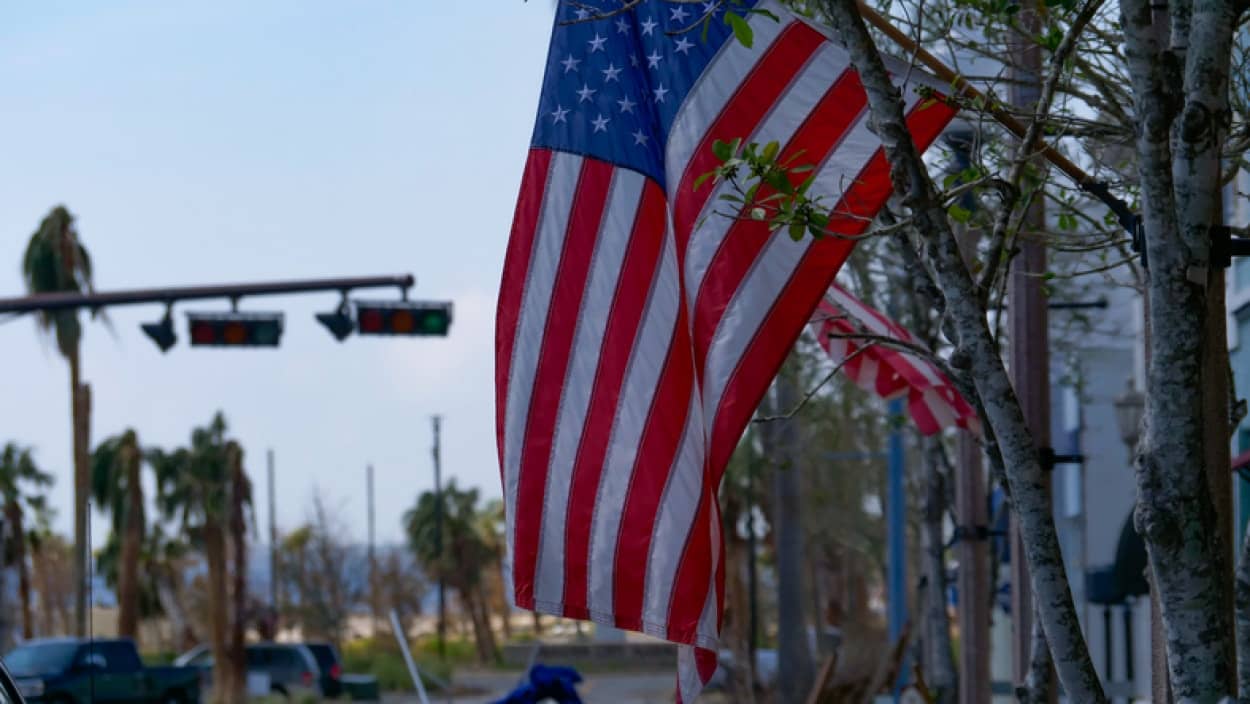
[4,638,200,703]
[174,642,322,699]
[300,642,343,699]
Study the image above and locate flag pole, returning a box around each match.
[854,2,1138,235]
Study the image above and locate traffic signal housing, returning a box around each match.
[354,301,451,337]
[187,312,284,347]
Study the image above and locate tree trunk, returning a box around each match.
[921,438,957,704]
[818,1,1106,698]
[495,555,512,641]
[1120,0,1239,696]
[1236,525,1250,699]
[228,453,248,704]
[118,443,144,643]
[69,350,90,637]
[462,586,497,664]
[14,513,32,640]
[204,519,231,704]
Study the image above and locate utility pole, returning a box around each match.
[432,415,446,660]
[268,450,278,626]
[1008,0,1053,695]
[368,463,379,635]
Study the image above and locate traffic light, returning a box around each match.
[141,314,177,353]
[187,312,284,347]
[354,301,452,337]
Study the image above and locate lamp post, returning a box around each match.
[1114,378,1146,452]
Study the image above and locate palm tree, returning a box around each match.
[153,412,246,704]
[404,480,498,663]
[23,205,99,636]
[91,429,146,642]
[0,444,54,640]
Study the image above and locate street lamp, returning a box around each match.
[1113,377,1146,451]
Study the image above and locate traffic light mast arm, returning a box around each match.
[0,274,415,314]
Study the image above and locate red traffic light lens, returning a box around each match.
[359,308,384,333]
[190,321,216,345]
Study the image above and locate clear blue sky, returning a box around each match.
[0,2,554,547]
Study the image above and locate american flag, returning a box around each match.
[813,283,979,436]
[496,1,957,698]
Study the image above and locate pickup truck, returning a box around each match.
[4,638,200,703]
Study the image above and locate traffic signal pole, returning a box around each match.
[0,274,414,313]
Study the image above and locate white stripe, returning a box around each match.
[531,169,645,607]
[641,394,706,630]
[683,43,855,312]
[586,225,681,618]
[699,90,923,424]
[502,152,582,602]
[677,646,705,703]
[664,3,795,193]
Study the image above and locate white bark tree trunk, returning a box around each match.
[1121,0,1240,695]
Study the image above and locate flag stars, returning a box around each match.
[573,6,591,20]
[640,17,658,35]
[653,84,669,103]
[646,50,662,68]
[551,105,570,124]
[561,54,581,73]
[615,16,630,34]
[632,129,650,146]
[702,0,720,15]
[629,53,640,67]
[602,63,622,82]
[587,32,607,53]
[591,114,611,133]
[674,37,694,54]
[670,6,691,22]
[617,95,636,113]
[576,83,597,102]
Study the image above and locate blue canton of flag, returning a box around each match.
[531,1,760,188]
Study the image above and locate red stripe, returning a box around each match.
[690,71,868,380]
[671,22,825,256]
[560,181,668,619]
[510,159,614,609]
[707,99,957,475]
[666,488,714,643]
[909,390,943,436]
[611,310,695,631]
[495,149,553,472]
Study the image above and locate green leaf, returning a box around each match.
[693,171,715,191]
[949,204,972,223]
[712,139,732,162]
[747,8,781,22]
[788,221,806,240]
[725,12,754,48]
[761,140,780,163]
